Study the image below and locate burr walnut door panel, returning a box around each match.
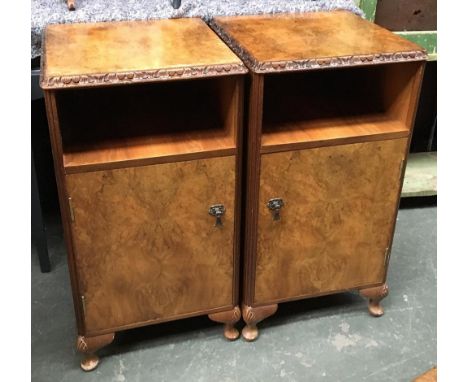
[66,156,236,334]
[255,138,407,304]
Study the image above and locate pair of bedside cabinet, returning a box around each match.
[41,12,426,371]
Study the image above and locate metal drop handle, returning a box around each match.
[209,204,225,227]
[267,198,284,221]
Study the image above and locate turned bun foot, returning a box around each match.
[80,354,100,372]
[368,300,384,317]
[359,284,389,317]
[223,326,240,341]
[241,324,259,342]
[76,333,115,372]
[241,304,278,341]
[208,306,241,341]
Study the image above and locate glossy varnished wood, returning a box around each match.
[76,333,115,371]
[382,63,426,282]
[261,62,421,153]
[44,91,86,333]
[242,73,265,304]
[359,284,389,317]
[57,76,242,173]
[212,13,426,337]
[208,306,242,340]
[211,11,426,73]
[67,156,236,334]
[254,139,407,304]
[41,18,246,89]
[42,18,246,369]
[241,304,278,341]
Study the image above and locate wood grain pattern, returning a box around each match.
[231,77,244,308]
[41,18,246,89]
[254,139,407,304]
[261,62,421,153]
[44,90,86,333]
[242,74,265,304]
[211,11,426,74]
[56,76,242,173]
[66,156,236,334]
[217,13,427,325]
[382,62,426,285]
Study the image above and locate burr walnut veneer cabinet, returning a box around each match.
[41,18,247,370]
[211,11,427,340]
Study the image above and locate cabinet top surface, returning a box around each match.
[211,11,427,73]
[41,18,247,89]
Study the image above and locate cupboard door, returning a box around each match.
[66,156,236,333]
[255,139,407,304]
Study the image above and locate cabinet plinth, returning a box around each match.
[212,11,427,337]
[41,18,246,370]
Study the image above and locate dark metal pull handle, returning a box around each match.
[267,198,284,221]
[209,204,225,227]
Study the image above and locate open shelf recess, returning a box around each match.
[261,62,420,153]
[57,76,240,173]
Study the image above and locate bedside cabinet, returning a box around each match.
[41,18,247,370]
[211,11,427,340]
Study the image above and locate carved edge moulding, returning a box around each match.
[208,14,428,340]
[209,20,428,74]
[40,28,247,90]
[236,67,425,339]
[40,63,248,89]
[41,18,246,369]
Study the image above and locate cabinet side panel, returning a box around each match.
[44,90,85,333]
[255,138,407,304]
[66,156,236,333]
[242,74,264,305]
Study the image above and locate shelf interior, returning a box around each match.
[262,62,421,151]
[56,77,240,172]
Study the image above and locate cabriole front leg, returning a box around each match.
[241,304,278,341]
[359,283,389,317]
[76,333,115,371]
[208,306,241,340]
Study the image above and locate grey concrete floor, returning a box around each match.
[32,205,436,382]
